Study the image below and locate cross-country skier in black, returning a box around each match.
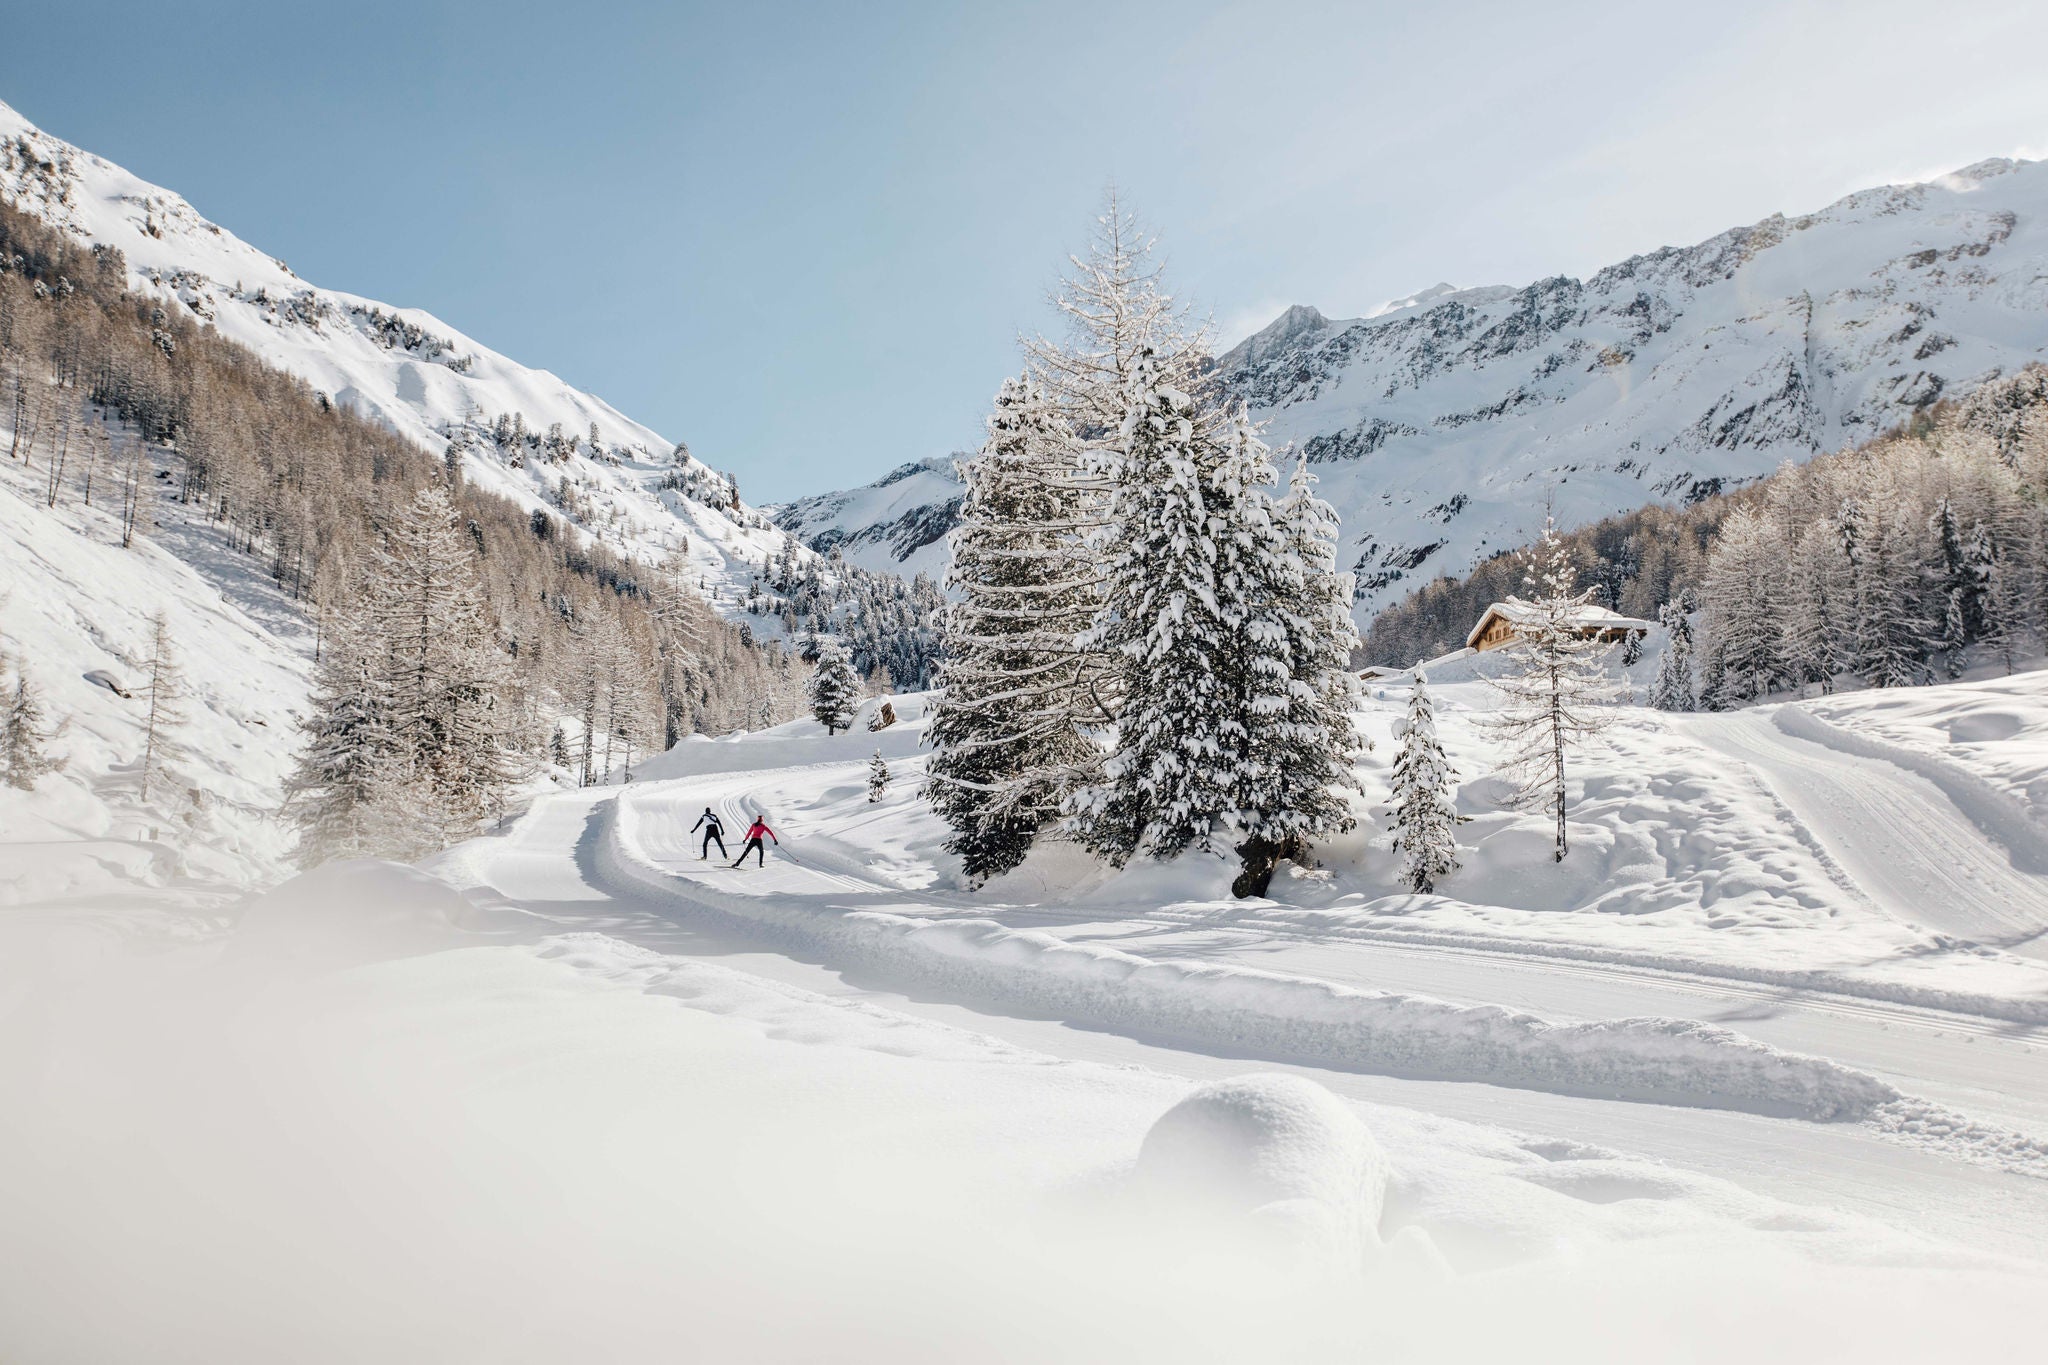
[729,815,778,868]
[692,807,726,860]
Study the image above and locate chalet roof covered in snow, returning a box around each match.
[1466,599,1654,651]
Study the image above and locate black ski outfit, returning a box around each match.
[692,808,726,859]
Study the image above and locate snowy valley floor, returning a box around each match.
[8,645,2048,1355]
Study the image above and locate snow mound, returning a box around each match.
[1134,1073,1389,1270]
[227,859,469,970]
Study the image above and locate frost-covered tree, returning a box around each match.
[867,749,889,803]
[1071,351,1235,865]
[1022,189,1204,446]
[1650,594,1697,711]
[368,483,517,836]
[1388,671,1462,894]
[1227,444,1366,896]
[1,654,61,790]
[1017,193,1206,733]
[1852,500,1934,689]
[925,377,1102,881]
[1978,548,2029,675]
[807,640,861,734]
[1781,519,1851,693]
[1481,516,1618,862]
[138,610,186,804]
[1702,508,1785,705]
[283,610,417,865]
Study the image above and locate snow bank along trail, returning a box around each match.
[1685,708,2048,958]
[583,776,2048,1175]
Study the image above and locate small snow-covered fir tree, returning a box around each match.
[925,377,1102,881]
[1650,594,1696,712]
[807,641,861,734]
[868,750,889,803]
[1388,671,1462,894]
[138,610,187,805]
[1480,515,1618,862]
[1,662,62,791]
[1070,351,1235,865]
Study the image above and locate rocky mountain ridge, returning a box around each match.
[785,157,2048,619]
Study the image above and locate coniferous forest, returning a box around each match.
[1362,368,2048,706]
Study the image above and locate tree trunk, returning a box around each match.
[1233,834,1302,899]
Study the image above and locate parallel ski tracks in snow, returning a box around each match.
[1683,708,2048,959]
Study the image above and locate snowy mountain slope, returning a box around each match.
[0,98,800,622]
[783,158,2048,620]
[769,454,963,579]
[0,415,308,907]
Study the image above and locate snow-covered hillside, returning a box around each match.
[0,99,801,621]
[784,158,2048,620]
[0,415,308,907]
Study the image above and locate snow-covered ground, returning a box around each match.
[419,680,2048,1228]
[1799,669,2048,844]
[3,855,2039,1362]
[8,667,2048,1355]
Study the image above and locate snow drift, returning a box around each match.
[598,786,1902,1122]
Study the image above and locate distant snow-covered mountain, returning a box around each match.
[770,455,963,580]
[0,98,803,624]
[782,158,2048,621]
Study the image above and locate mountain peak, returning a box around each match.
[1221,303,1331,368]
[1367,282,1462,318]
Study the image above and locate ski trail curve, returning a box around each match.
[1680,708,2048,958]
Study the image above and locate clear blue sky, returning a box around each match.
[5,1,2043,497]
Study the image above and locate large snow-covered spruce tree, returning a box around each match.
[1225,441,1365,896]
[807,640,861,734]
[1388,670,1462,894]
[1071,351,1236,865]
[930,201,1366,894]
[1481,516,1617,862]
[925,377,1102,881]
